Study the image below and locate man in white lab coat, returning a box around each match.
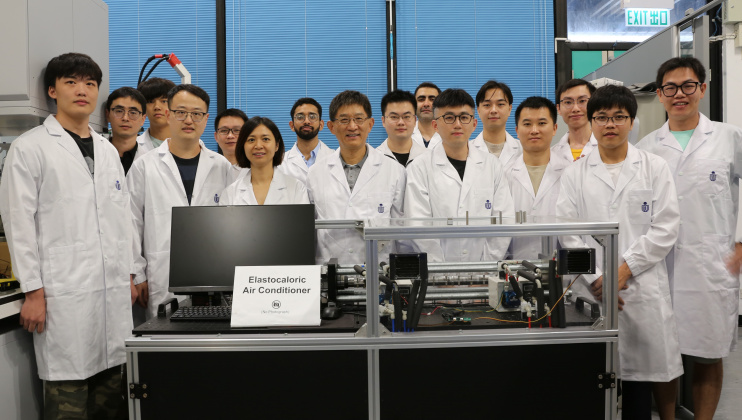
[405,88,514,262]
[411,82,442,149]
[105,87,148,175]
[558,85,682,420]
[137,77,176,151]
[470,80,522,168]
[377,89,427,167]
[279,97,334,185]
[213,108,248,166]
[0,53,135,419]
[506,96,567,259]
[636,57,742,420]
[128,84,234,319]
[552,79,597,164]
[307,90,406,265]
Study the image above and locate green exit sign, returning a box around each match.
[625,8,670,27]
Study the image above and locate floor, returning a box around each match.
[647,326,742,420]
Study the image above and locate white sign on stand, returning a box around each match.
[231,265,321,328]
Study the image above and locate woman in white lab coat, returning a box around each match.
[220,117,309,205]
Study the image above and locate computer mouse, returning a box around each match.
[321,302,343,320]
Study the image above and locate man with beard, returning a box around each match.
[412,82,442,149]
[279,97,335,185]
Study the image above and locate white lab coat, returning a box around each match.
[557,144,683,382]
[220,168,309,205]
[636,113,742,358]
[307,145,406,265]
[0,115,133,381]
[128,140,234,319]
[411,121,442,149]
[551,132,598,165]
[404,143,514,262]
[505,155,568,259]
[133,132,155,161]
[278,140,334,185]
[376,138,428,167]
[469,131,522,169]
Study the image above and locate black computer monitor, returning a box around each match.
[168,204,316,294]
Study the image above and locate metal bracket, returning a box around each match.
[590,235,606,247]
[597,372,617,390]
[129,383,149,399]
[355,322,391,338]
[591,316,605,330]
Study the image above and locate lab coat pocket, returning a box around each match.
[473,188,493,216]
[702,234,736,290]
[697,159,728,195]
[628,189,652,225]
[368,192,393,217]
[47,244,91,297]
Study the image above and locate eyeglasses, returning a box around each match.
[216,127,240,136]
[169,109,206,122]
[294,113,319,122]
[436,113,474,124]
[385,114,415,123]
[110,107,143,120]
[592,115,630,126]
[332,116,369,126]
[659,81,700,97]
[559,97,590,108]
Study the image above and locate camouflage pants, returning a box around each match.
[44,365,128,420]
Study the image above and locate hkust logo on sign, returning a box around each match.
[625,8,670,27]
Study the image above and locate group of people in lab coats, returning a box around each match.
[0,51,740,420]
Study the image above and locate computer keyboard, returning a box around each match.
[170,305,231,322]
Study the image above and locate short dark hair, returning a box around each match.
[587,85,638,120]
[214,108,248,131]
[655,57,706,88]
[414,82,441,97]
[167,84,210,109]
[106,87,146,113]
[290,98,323,120]
[329,90,372,121]
[137,77,176,102]
[432,88,475,115]
[515,96,557,124]
[44,52,102,97]
[555,79,596,103]
[235,117,285,169]
[475,80,514,106]
[380,90,416,115]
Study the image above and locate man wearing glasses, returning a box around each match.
[470,80,522,168]
[213,108,248,166]
[405,88,513,262]
[378,90,426,167]
[559,84,683,420]
[307,90,406,265]
[636,57,742,420]
[552,79,597,163]
[105,87,148,174]
[280,97,334,185]
[128,84,233,319]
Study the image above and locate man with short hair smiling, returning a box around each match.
[106,86,148,174]
[280,97,334,185]
[0,52,135,419]
[405,88,513,262]
[471,80,522,168]
[213,108,248,166]
[307,90,406,264]
[378,89,426,166]
[552,79,597,163]
[636,57,742,420]
[128,84,233,320]
[506,96,567,258]
[558,85,682,420]
[137,77,176,150]
[412,82,442,148]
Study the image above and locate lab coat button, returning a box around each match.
[678,196,683,200]
[679,171,684,176]
[677,244,683,250]
[462,249,468,254]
